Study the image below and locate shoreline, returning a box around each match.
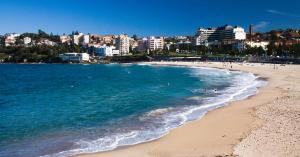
[74,61,300,157]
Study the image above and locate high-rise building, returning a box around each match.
[115,34,130,56]
[194,25,246,46]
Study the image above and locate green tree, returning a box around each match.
[0,36,5,47]
[132,34,138,40]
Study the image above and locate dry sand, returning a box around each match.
[76,61,300,157]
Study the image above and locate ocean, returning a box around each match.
[0,63,265,157]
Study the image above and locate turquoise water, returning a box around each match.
[0,64,263,157]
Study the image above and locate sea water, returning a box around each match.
[0,64,265,157]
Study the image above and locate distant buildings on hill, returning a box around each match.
[4,33,20,46]
[1,25,300,59]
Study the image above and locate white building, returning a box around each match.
[83,35,90,45]
[37,39,56,46]
[59,53,90,62]
[147,36,164,51]
[175,36,188,40]
[73,33,83,45]
[95,46,120,56]
[245,41,269,51]
[232,27,246,40]
[60,35,71,44]
[115,34,130,56]
[5,33,20,46]
[23,37,32,45]
[73,33,90,45]
[194,25,246,46]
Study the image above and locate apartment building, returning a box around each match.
[115,34,130,56]
[147,36,164,51]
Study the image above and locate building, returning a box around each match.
[23,37,32,45]
[147,36,164,51]
[89,35,115,45]
[175,36,188,40]
[137,38,148,52]
[37,39,56,46]
[73,33,83,45]
[175,41,192,51]
[115,34,130,56]
[73,33,90,45]
[5,33,20,46]
[59,53,90,62]
[194,25,246,46]
[103,35,115,44]
[60,35,71,44]
[245,41,269,51]
[233,41,246,52]
[95,46,120,56]
[129,38,138,51]
[83,35,90,45]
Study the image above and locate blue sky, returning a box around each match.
[0,0,299,36]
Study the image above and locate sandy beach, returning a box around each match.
[76,61,300,157]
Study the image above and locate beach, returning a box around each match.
[75,61,300,157]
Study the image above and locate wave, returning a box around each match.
[41,67,266,157]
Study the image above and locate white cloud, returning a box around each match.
[253,21,269,30]
[267,9,300,18]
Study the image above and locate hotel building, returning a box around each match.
[194,25,246,46]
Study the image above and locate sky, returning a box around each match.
[0,0,299,36]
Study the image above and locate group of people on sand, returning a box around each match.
[222,61,233,69]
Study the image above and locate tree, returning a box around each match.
[290,44,300,58]
[0,36,5,47]
[132,34,138,41]
[74,30,79,35]
[38,29,48,38]
[195,45,208,55]
[244,46,266,56]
